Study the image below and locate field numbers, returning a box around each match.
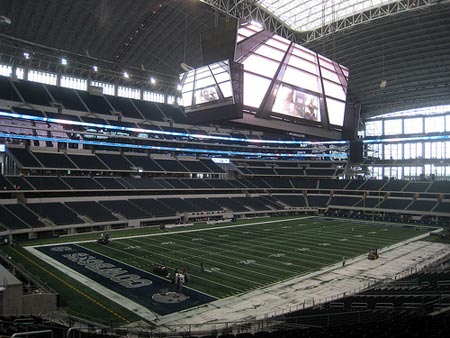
[205,267,221,273]
[237,260,256,265]
[268,253,285,258]
[161,241,175,245]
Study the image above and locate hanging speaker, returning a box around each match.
[349,140,364,163]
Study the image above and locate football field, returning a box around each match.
[57,217,429,299]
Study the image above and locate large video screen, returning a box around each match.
[179,60,243,123]
[180,60,233,108]
[235,21,349,128]
[272,85,321,122]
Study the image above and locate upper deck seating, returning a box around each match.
[65,201,119,222]
[154,159,188,173]
[3,176,34,190]
[275,168,305,176]
[233,197,272,211]
[14,80,52,106]
[157,103,188,123]
[178,160,212,173]
[345,180,364,190]
[329,196,362,207]
[403,182,431,193]
[209,197,249,212]
[358,180,387,191]
[124,155,164,172]
[32,152,76,169]
[0,205,32,230]
[291,178,318,189]
[307,195,330,208]
[305,168,336,176]
[61,177,104,190]
[7,148,42,168]
[428,181,450,193]
[96,153,133,171]
[131,100,165,121]
[162,178,188,189]
[263,177,293,189]
[434,202,450,213]
[2,204,45,228]
[378,198,411,210]
[67,154,109,170]
[27,202,84,225]
[106,95,143,119]
[0,76,21,101]
[94,177,127,189]
[354,197,382,208]
[183,198,222,212]
[200,159,225,173]
[122,177,164,190]
[99,200,151,219]
[407,200,437,212]
[241,178,272,189]
[381,179,409,192]
[319,179,350,190]
[159,198,201,213]
[130,198,175,217]
[25,176,70,190]
[203,179,235,189]
[0,175,14,190]
[46,85,87,111]
[178,178,212,189]
[273,195,307,207]
[77,91,113,116]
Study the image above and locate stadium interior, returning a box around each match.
[0,1,450,337]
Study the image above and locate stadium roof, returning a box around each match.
[256,0,400,32]
[0,0,449,120]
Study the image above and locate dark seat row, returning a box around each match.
[6,148,224,173]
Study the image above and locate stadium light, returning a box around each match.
[61,58,67,65]
[92,65,98,72]
[177,84,182,91]
[150,77,156,85]
[23,52,30,60]
[123,71,130,79]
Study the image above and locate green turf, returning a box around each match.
[7,216,431,323]
[77,217,429,298]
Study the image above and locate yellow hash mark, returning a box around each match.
[10,246,130,323]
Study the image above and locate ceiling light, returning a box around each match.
[92,65,98,72]
[61,58,67,65]
[150,77,156,84]
[23,52,30,60]
[123,71,129,79]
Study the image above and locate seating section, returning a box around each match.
[0,205,32,230]
[47,85,88,112]
[329,196,361,207]
[274,195,307,208]
[27,202,84,225]
[378,198,411,210]
[65,201,119,222]
[130,198,175,217]
[99,200,151,219]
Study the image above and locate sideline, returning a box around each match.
[27,216,315,248]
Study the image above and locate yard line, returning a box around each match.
[82,241,246,293]
[123,236,295,277]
